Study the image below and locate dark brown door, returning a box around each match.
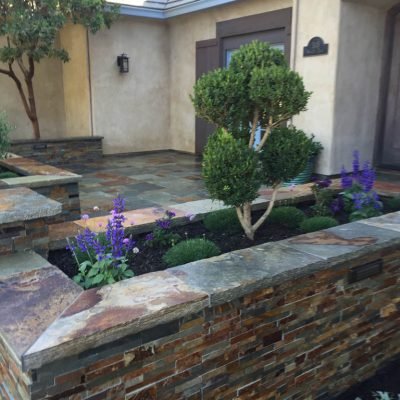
[381,14,400,169]
[194,8,292,155]
[195,39,219,155]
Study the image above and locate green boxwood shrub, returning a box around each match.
[203,208,242,234]
[268,206,306,229]
[300,216,339,233]
[0,112,11,159]
[0,171,18,179]
[163,238,221,267]
[384,197,400,212]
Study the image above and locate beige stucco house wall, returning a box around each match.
[0,0,398,174]
[88,17,171,155]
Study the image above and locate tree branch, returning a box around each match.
[0,67,11,76]
[251,186,280,232]
[255,114,292,152]
[248,108,259,149]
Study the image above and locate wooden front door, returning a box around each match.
[381,13,400,169]
[194,8,292,155]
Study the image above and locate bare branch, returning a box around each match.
[251,186,280,232]
[0,67,11,76]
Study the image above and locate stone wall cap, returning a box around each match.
[11,136,104,144]
[0,187,62,224]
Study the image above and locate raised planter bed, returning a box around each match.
[0,154,82,222]
[10,136,103,167]
[0,211,400,399]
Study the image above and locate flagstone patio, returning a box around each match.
[62,151,208,215]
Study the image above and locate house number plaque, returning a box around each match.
[303,37,329,57]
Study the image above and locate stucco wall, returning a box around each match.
[291,0,342,175]
[168,0,293,154]
[88,17,171,155]
[332,2,386,173]
[0,38,67,140]
[59,24,92,137]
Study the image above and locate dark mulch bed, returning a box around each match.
[334,358,400,399]
[49,208,309,279]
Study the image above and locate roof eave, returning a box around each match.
[118,0,238,19]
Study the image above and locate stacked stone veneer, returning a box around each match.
[0,155,82,222]
[0,188,62,258]
[1,214,400,399]
[10,136,103,167]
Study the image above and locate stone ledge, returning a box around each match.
[0,188,62,224]
[0,212,398,373]
[11,136,104,144]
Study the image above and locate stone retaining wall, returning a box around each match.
[1,214,400,399]
[0,156,82,223]
[10,136,103,167]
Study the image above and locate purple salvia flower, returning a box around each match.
[352,150,360,178]
[156,219,172,230]
[145,233,154,241]
[341,167,353,190]
[113,195,126,214]
[166,210,176,218]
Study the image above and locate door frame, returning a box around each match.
[375,3,400,169]
[216,8,292,66]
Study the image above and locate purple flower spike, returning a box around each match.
[341,166,353,190]
[81,214,90,221]
[166,210,176,218]
[145,233,154,241]
[352,150,360,177]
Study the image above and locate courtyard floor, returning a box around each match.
[63,151,208,215]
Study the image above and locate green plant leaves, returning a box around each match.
[202,129,261,207]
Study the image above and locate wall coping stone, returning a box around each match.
[0,251,51,279]
[10,136,104,145]
[0,212,398,372]
[0,155,82,188]
[0,187,62,224]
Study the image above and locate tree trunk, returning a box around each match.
[26,76,40,140]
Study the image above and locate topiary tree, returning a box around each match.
[192,41,312,240]
[0,0,118,140]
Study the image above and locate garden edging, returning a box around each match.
[1,212,400,399]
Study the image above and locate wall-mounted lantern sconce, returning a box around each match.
[117,53,129,73]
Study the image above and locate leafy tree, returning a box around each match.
[192,41,312,240]
[0,0,118,139]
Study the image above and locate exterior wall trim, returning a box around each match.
[375,3,400,169]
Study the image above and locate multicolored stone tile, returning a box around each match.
[23,271,208,370]
[0,266,82,359]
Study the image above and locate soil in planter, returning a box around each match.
[49,201,398,280]
[49,204,340,279]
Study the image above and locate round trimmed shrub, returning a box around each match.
[0,171,18,179]
[384,197,400,212]
[268,206,306,229]
[203,208,242,234]
[163,239,221,267]
[260,126,313,187]
[300,216,339,233]
[202,129,261,207]
[0,112,12,159]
